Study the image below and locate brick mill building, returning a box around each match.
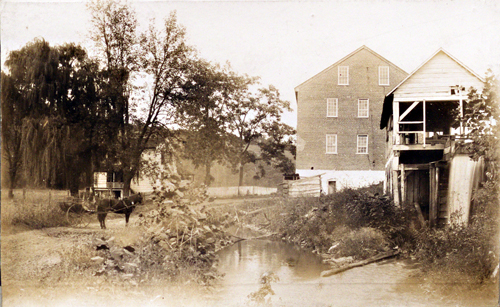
[294,46,407,194]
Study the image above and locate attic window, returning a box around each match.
[338,66,349,85]
[379,66,389,85]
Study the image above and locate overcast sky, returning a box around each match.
[2,0,500,128]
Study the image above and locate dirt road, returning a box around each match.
[1,197,271,307]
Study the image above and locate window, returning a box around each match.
[379,66,389,85]
[338,66,349,85]
[327,98,338,117]
[357,135,368,154]
[358,99,369,117]
[326,134,337,154]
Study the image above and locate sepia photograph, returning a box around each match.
[2,0,500,306]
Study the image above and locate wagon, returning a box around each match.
[58,196,96,227]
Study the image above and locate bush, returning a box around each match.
[3,189,70,229]
[413,180,500,282]
[331,227,390,259]
[269,184,417,256]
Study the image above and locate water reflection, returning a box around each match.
[219,240,330,285]
[211,240,497,307]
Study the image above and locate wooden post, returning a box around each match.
[393,101,400,145]
[429,164,436,227]
[423,100,426,147]
[392,170,400,207]
[435,164,441,223]
[392,154,400,207]
[401,164,406,204]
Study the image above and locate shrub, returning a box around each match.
[3,189,70,229]
[331,227,390,259]
[269,183,417,255]
[413,180,500,282]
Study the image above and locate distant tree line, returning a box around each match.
[1,0,295,198]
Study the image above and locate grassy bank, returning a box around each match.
[263,184,415,259]
[256,182,499,283]
[2,189,71,230]
[2,188,235,290]
[412,180,499,283]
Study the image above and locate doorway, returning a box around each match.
[328,181,337,194]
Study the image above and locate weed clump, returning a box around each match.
[269,184,415,259]
[413,180,500,282]
[3,189,70,229]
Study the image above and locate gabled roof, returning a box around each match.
[380,48,485,129]
[295,45,407,92]
[386,48,485,97]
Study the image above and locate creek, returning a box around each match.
[208,239,497,307]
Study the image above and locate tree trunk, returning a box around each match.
[122,172,133,198]
[204,162,212,186]
[238,164,245,196]
[8,161,20,199]
[8,180,15,199]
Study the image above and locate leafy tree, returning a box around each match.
[88,0,194,196]
[225,80,295,189]
[258,122,296,176]
[177,60,238,185]
[462,70,499,176]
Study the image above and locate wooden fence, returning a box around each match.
[207,186,277,198]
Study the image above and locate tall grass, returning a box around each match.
[267,183,416,258]
[413,180,500,282]
[2,189,70,229]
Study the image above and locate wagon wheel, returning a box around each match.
[66,204,92,227]
[79,211,93,228]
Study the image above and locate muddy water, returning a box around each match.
[210,239,497,307]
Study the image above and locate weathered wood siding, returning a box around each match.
[405,170,429,208]
[447,155,484,224]
[287,175,322,197]
[394,51,484,102]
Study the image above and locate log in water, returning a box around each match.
[321,250,400,277]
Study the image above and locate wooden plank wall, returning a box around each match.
[288,175,322,197]
[405,169,430,222]
[394,51,484,102]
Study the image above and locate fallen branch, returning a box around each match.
[238,205,277,216]
[227,232,278,243]
[320,250,400,277]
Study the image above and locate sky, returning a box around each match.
[2,0,500,128]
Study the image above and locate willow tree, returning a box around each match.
[2,72,24,198]
[88,0,194,196]
[2,39,103,196]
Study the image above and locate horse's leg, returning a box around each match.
[125,211,131,226]
[98,212,107,229]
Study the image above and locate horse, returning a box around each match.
[96,193,143,229]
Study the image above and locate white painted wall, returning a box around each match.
[94,172,107,189]
[296,169,385,194]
